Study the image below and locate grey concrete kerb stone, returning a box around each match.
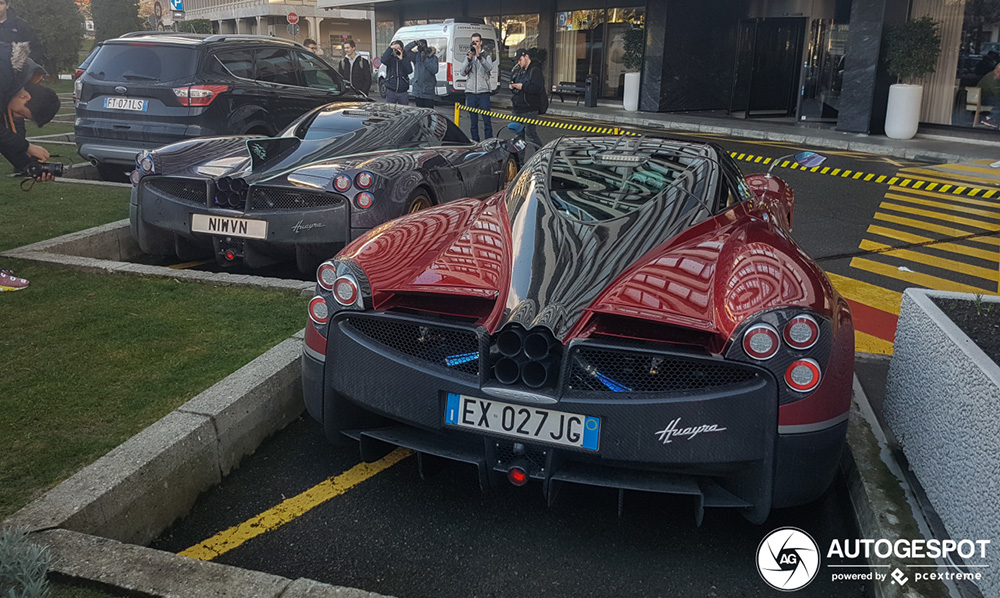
[885,289,1000,597]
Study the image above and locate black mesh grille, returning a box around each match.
[250,187,344,210]
[344,317,480,377]
[143,177,208,206]
[568,347,759,394]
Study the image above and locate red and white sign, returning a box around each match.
[286,12,299,24]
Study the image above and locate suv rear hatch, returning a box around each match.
[76,40,204,150]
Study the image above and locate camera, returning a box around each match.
[22,160,63,178]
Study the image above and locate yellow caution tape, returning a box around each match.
[454,103,641,136]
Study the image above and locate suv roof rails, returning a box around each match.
[118,31,205,38]
[204,34,296,43]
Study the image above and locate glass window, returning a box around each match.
[255,48,301,86]
[949,2,1000,128]
[422,112,471,145]
[295,51,344,92]
[87,43,198,82]
[209,49,253,79]
[485,14,540,78]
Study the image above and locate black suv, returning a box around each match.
[75,33,370,180]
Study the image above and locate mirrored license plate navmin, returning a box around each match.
[191,214,267,240]
[444,393,600,451]
[104,97,148,111]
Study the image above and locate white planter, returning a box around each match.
[884,83,923,140]
[624,71,641,112]
[884,289,1000,597]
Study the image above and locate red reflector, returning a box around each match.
[224,250,236,261]
[447,62,453,83]
[742,324,779,360]
[507,466,528,486]
[785,358,821,392]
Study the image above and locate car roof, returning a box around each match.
[105,33,303,48]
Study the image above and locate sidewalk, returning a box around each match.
[485,94,1000,167]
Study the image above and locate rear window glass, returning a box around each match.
[87,43,199,82]
[542,139,714,222]
[290,108,373,140]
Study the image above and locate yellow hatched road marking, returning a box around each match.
[879,202,1000,231]
[825,271,901,315]
[887,186,1000,211]
[883,193,1000,220]
[866,225,1000,262]
[850,257,995,294]
[855,330,895,355]
[898,167,1000,188]
[872,212,1000,246]
[178,448,412,561]
[858,239,999,281]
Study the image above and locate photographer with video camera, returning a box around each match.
[461,33,493,142]
[406,39,438,108]
[381,39,413,106]
[0,42,61,292]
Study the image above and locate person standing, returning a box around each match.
[0,0,45,65]
[977,61,1000,128]
[339,39,372,94]
[381,40,412,106]
[509,48,544,149]
[407,39,438,108]
[461,33,493,141]
[303,38,322,56]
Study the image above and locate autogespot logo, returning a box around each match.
[757,527,821,591]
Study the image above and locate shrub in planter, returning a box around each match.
[883,16,942,139]
[0,527,52,598]
[622,27,644,112]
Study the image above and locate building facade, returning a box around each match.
[316,0,1000,136]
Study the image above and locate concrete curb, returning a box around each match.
[1,220,314,295]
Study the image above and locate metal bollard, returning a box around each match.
[584,74,597,108]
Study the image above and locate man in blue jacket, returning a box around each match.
[381,40,412,105]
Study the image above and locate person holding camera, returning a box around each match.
[339,39,371,94]
[509,48,544,149]
[406,39,438,108]
[461,33,493,141]
[381,40,413,106]
[0,43,60,291]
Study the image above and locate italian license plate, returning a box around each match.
[191,214,267,240]
[444,393,600,451]
[104,97,148,111]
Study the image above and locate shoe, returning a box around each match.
[0,269,29,291]
[980,116,998,129]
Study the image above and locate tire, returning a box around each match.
[501,155,519,187]
[96,163,129,182]
[378,78,386,98]
[405,187,434,214]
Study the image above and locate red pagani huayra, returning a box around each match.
[301,136,853,524]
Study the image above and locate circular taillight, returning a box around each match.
[783,315,819,350]
[743,324,779,360]
[333,175,351,192]
[139,154,154,174]
[316,262,338,291]
[355,192,374,209]
[129,170,142,186]
[333,275,359,306]
[308,296,329,324]
[355,171,374,189]
[785,359,821,392]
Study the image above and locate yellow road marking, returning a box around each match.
[897,167,1000,188]
[879,202,1000,231]
[872,212,1000,247]
[826,271,902,315]
[850,257,995,294]
[858,239,999,281]
[855,330,895,355]
[168,260,210,270]
[888,186,1000,211]
[179,448,412,561]
[866,225,1000,262]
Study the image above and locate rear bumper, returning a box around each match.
[304,312,849,521]
[75,120,219,166]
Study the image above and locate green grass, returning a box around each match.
[42,78,75,95]
[29,120,75,137]
[0,176,129,251]
[0,260,306,519]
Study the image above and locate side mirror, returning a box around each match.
[506,138,527,153]
[766,151,826,176]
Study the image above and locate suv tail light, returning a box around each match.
[74,77,83,101]
[173,85,230,107]
[73,68,86,80]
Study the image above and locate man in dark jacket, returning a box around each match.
[406,39,438,108]
[0,0,45,65]
[509,48,544,148]
[339,39,372,94]
[381,40,412,105]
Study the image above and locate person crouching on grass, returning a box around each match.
[0,42,61,291]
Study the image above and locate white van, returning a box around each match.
[376,19,499,98]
